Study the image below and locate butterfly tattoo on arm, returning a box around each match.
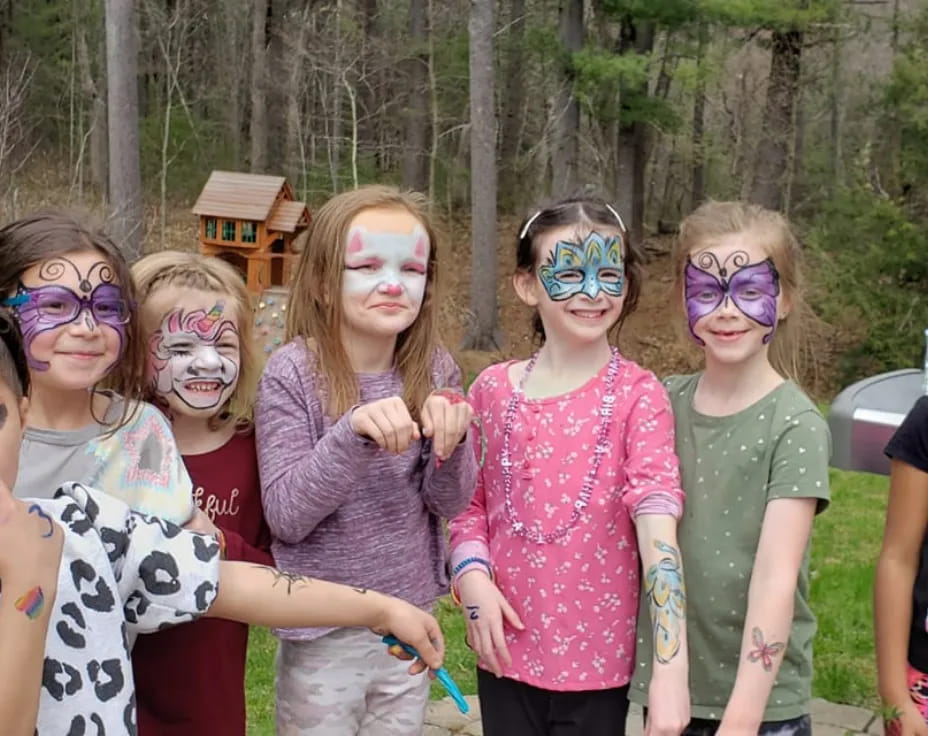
[746,626,786,672]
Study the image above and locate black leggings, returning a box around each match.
[477,667,629,736]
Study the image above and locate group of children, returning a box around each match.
[0,182,922,736]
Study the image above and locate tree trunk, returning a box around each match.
[462,0,499,351]
[401,0,429,192]
[614,17,653,248]
[358,0,381,171]
[498,0,525,210]
[104,0,143,260]
[249,0,268,172]
[691,22,707,210]
[750,28,802,211]
[76,24,107,194]
[551,0,582,197]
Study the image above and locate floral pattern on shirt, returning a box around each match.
[449,354,684,691]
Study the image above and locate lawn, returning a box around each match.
[244,467,888,733]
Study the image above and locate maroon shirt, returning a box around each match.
[133,431,273,736]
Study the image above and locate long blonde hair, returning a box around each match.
[675,200,811,384]
[132,250,259,428]
[286,186,440,420]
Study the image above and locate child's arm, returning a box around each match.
[206,562,443,670]
[448,371,525,676]
[624,376,690,735]
[0,490,64,735]
[719,410,829,734]
[256,352,383,544]
[635,515,690,734]
[875,459,928,735]
[718,496,817,733]
[420,350,478,517]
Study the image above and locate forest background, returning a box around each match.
[0,0,926,390]
[0,0,925,725]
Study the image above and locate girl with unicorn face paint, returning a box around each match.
[629,201,830,736]
[0,213,196,526]
[255,186,477,735]
[132,251,272,736]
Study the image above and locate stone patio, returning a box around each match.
[423,696,885,735]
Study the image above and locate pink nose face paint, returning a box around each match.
[342,226,430,307]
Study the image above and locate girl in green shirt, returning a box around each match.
[630,201,830,735]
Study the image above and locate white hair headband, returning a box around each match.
[518,203,627,240]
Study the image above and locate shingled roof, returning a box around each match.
[192,171,306,224]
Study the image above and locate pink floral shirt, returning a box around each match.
[449,355,684,691]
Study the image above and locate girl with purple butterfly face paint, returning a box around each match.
[0,212,196,527]
[629,201,830,736]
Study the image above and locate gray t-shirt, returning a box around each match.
[16,393,195,525]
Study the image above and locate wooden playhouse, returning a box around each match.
[192,170,311,294]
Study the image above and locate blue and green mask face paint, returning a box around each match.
[537,231,625,301]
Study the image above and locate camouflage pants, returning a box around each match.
[275,628,431,735]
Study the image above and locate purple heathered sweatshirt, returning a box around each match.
[255,339,478,640]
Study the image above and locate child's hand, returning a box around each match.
[351,397,421,455]
[456,569,524,677]
[0,481,63,586]
[184,507,219,536]
[421,390,474,461]
[884,701,928,736]
[373,597,444,674]
[646,666,690,736]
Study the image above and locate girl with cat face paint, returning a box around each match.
[629,201,830,736]
[255,185,477,735]
[0,212,196,525]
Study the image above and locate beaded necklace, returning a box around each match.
[501,346,620,544]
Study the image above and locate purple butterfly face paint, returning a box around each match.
[2,255,130,371]
[684,250,781,345]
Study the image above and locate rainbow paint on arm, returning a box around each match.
[381,635,470,714]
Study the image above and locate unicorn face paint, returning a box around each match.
[538,231,625,302]
[148,300,240,414]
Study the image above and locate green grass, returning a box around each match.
[243,468,887,732]
[809,467,887,711]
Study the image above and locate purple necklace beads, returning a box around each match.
[501,347,620,544]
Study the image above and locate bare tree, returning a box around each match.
[249,0,269,172]
[614,17,654,247]
[105,0,144,260]
[499,0,526,209]
[750,28,803,210]
[551,0,583,197]
[463,0,499,351]
[0,51,35,203]
[402,0,429,191]
[691,22,707,210]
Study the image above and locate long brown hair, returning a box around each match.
[674,200,811,384]
[132,250,259,429]
[0,211,146,428]
[286,186,441,419]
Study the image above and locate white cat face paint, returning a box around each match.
[342,226,429,307]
